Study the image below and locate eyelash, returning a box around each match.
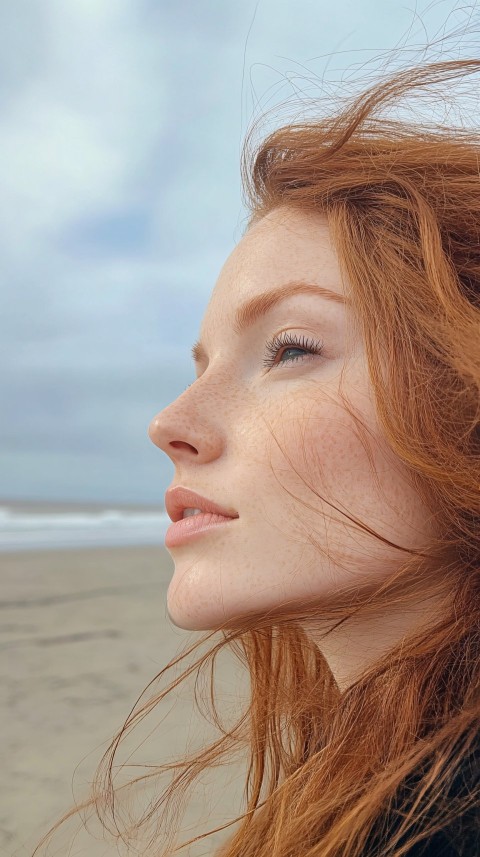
[184,332,324,388]
[262,331,324,370]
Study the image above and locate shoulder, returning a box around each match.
[367,731,480,857]
[412,737,479,856]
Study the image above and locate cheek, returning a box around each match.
[262,388,371,501]
[262,386,434,568]
[261,385,404,539]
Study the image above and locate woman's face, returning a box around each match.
[148,206,436,632]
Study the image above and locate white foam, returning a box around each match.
[0,506,170,551]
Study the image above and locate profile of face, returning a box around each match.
[148,206,437,633]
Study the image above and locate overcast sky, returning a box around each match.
[0,0,475,505]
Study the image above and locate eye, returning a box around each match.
[263,331,324,370]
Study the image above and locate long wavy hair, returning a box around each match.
[32,53,480,857]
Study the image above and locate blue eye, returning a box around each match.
[263,332,324,370]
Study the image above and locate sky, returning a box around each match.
[1,0,477,506]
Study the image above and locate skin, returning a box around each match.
[148,206,441,691]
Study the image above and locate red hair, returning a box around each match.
[32,55,480,857]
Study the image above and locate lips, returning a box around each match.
[164,486,239,523]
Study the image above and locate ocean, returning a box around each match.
[0,502,170,552]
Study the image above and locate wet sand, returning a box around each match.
[2,545,247,857]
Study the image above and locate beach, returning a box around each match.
[2,543,247,857]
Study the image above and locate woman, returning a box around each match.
[34,57,479,857]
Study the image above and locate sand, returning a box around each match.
[2,545,248,857]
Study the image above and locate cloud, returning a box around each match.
[1,0,471,503]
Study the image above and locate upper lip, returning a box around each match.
[165,486,239,523]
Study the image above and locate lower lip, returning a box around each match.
[165,512,238,548]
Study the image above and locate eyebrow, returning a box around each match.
[190,279,347,365]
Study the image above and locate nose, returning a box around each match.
[148,400,224,465]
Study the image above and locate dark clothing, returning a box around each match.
[365,733,480,856]
[395,800,479,856]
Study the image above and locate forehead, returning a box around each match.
[194,206,359,364]
[210,206,344,310]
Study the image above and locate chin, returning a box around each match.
[166,600,217,631]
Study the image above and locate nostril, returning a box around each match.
[170,441,198,453]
